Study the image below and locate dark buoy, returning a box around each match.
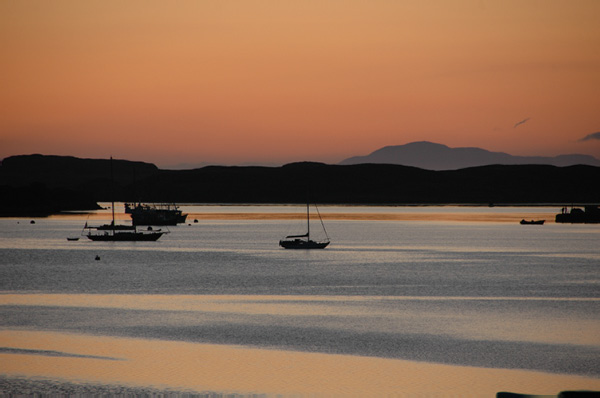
[194,219,198,223]
[30,220,35,224]
[95,255,100,261]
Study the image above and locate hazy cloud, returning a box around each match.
[578,132,600,142]
[513,118,530,128]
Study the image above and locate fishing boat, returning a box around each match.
[520,219,545,225]
[84,158,167,242]
[125,202,187,226]
[555,205,600,224]
[279,202,330,249]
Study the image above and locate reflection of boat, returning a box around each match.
[520,219,545,225]
[555,205,600,224]
[85,158,167,241]
[125,203,187,226]
[279,202,330,249]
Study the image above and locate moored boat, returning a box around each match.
[279,237,330,249]
[555,205,600,224]
[84,157,167,241]
[86,226,165,241]
[96,222,136,230]
[520,219,545,225]
[279,202,330,249]
[125,202,187,226]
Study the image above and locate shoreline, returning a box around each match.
[38,206,563,223]
[1,202,578,220]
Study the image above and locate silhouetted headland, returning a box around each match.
[1,154,599,216]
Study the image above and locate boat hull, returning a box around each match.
[131,212,187,226]
[87,232,164,241]
[520,220,545,225]
[126,203,187,226]
[555,206,600,224]
[279,239,330,249]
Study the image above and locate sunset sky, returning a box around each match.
[2,1,599,168]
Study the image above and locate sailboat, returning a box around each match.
[85,157,167,242]
[85,220,165,241]
[279,202,330,249]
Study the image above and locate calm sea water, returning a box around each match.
[1,205,599,378]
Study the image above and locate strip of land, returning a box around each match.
[2,155,599,216]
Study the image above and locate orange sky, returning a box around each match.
[1,1,599,168]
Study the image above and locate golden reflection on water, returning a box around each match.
[7,208,597,397]
[171,212,558,223]
[2,330,599,398]
[49,211,558,223]
[2,294,599,347]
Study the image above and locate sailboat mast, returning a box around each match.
[306,201,310,240]
[110,156,115,233]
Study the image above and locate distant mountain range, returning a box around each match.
[340,141,600,170]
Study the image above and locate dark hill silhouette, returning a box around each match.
[0,155,157,216]
[1,155,599,215]
[0,154,158,188]
[138,162,598,205]
[340,141,600,169]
